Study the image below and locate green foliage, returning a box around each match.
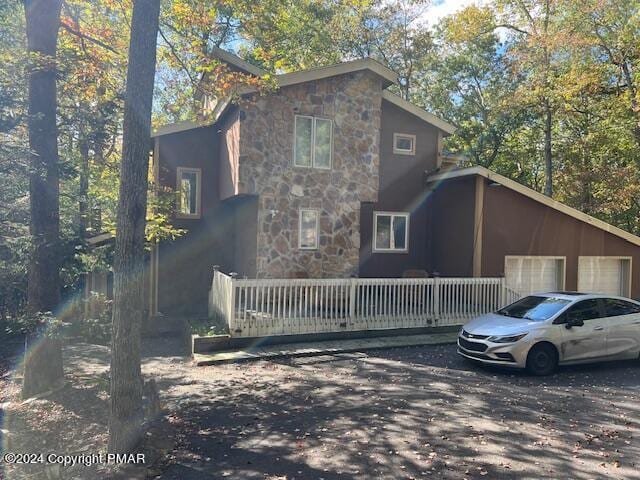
[1,0,640,325]
[2,311,65,338]
[190,316,228,337]
[69,293,113,345]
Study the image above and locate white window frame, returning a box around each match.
[393,133,416,155]
[293,115,332,169]
[373,211,410,253]
[578,256,632,298]
[298,209,319,250]
[176,166,201,219]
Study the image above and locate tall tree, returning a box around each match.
[21,0,66,400]
[418,10,526,168]
[108,0,160,454]
[495,0,563,197]
[24,0,63,312]
[564,0,640,155]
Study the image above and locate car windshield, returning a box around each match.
[497,296,571,321]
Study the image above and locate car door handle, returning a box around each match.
[594,326,604,331]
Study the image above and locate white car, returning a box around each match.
[457,292,640,375]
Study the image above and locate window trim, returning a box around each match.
[373,211,410,253]
[393,133,416,155]
[293,115,332,170]
[298,208,319,250]
[176,166,201,219]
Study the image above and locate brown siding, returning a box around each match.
[230,195,258,278]
[378,99,440,196]
[359,99,441,277]
[481,177,640,299]
[156,126,235,314]
[428,176,476,276]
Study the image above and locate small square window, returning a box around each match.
[393,133,416,155]
[299,209,319,249]
[374,212,409,252]
[176,167,201,218]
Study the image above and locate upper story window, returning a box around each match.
[294,115,332,169]
[374,212,409,253]
[393,133,416,155]
[299,209,319,250]
[176,167,201,219]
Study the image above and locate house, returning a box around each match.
[149,49,640,316]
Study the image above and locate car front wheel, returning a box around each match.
[526,343,558,376]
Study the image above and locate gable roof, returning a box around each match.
[209,46,268,77]
[152,50,451,136]
[276,58,398,88]
[152,120,209,138]
[382,91,456,135]
[426,165,640,247]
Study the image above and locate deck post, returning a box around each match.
[500,276,506,307]
[349,277,357,326]
[209,266,220,318]
[433,274,440,322]
[229,272,238,333]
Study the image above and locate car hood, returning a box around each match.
[463,313,541,336]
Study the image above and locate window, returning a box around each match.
[294,115,332,169]
[393,133,416,155]
[497,296,570,322]
[374,212,409,252]
[603,298,640,317]
[560,299,602,324]
[299,209,319,249]
[176,167,201,218]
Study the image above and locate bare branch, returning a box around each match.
[157,27,197,88]
[59,21,119,55]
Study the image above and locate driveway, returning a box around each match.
[2,339,638,479]
[152,343,640,480]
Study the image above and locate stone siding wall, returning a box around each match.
[237,71,382,278]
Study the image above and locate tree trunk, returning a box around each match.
[24,0,62,313]
[79,137,89,238]
[619,62,640,154]
[543,101,553,198]
[108,0,160,454]
[22,0,64,400]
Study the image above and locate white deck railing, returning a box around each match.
[208,270,520,338]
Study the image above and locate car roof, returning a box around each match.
[531,292,639,303]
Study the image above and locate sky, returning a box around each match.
[423,0,482,26]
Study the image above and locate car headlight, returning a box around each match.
[487,333,528,343]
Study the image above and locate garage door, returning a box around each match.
[578,257,630,296]
[505,256,564,296]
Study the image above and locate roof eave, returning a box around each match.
[210,46,267,77]
[275,58,398,89]
[151,98,233,138]
[426,166,640,248]
[382,91,456,135]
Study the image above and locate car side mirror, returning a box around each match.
[565,317,584,329]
